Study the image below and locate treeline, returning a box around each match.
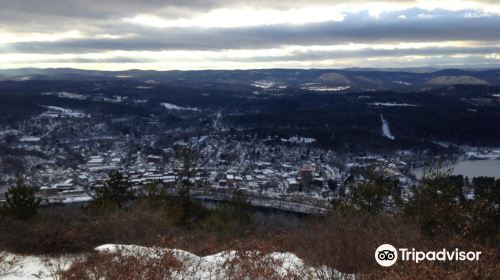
[229,86,500,148]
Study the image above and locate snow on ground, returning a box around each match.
[393,80,412,86]
[282,136,317,144]
[144,80,158,85]
[0,253,77,280]
[43,106,86,116]
[20,136,41,142]
[301,84,351,92]
[41,91,88,100]
[44,106,76,114]
[40,106,88,118]
[161,103,199,111]
[252,80,275,89]
[368,102,417,107]
[95,244,351,280]
[381,114,395,140]
[1,245,353,280]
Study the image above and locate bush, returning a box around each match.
[202,190,253,235]
[88,172,134,213]
[1,176,40,219]
[62,249,182,280]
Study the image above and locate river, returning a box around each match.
[413,159,500,179]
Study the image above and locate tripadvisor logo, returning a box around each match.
[375,244,398,267]
[375,244,482,267]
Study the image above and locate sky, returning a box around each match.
[1,0,500,70]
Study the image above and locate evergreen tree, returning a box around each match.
[143,183,168,208]
[2,176,40,219]
[330,169,392,214]
[404,162,465,236]
[351,180,390,214]
[176,145,197,227]
[92,172,134,210]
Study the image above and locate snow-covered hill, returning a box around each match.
[1,245,353,280]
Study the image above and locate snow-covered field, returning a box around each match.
[161,103,199,111]
[252,80,275,89]
[368,102,417,107]
[393,80,412,86]
[0,253,77,280]
[381,114,395,140]
[40,106,88,118]
[282,136,317,144]
[41,91,88,100]
[301,84,351,92]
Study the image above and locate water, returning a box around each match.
[413,159,500,179]
[451,160,500,178]
[200,199,309,228]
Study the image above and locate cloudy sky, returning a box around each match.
[1,0,500,70]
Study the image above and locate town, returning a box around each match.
[2,103,497,214]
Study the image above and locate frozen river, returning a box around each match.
[413,159,500,179]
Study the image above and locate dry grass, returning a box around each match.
[0,203,499,279]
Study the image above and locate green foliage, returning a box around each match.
[88,172,134,213]
[1,176,40,220]
[175,145,198,227]
[143,183,168,209]
[331,168,393,214]
[465,178,500,243]
[351,181,391,214]
[403,162,465,236]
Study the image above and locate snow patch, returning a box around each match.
[20,136,41,142]
[0,253,77,280]
[282,136,317,144]
[41,91,88,100]
[393,80,412,86]
[301,84,351,92]
[252,81,275,89]
[40,106,88,118]
[1,244,352,280]
[368,102,417,107]
[95,244,351,280]
[161,103,199,111]
[381,114,395,140]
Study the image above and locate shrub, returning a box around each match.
[1,176,40,219]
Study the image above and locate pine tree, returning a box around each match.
[175,145,197,227]
[2,176,40,219]
[92,172,134,210]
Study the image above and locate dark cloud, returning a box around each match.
[5,9,500,53]
[228,46,500,63]
[25,46,500,65]
[1,2,500,68]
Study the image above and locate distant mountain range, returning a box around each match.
[1,67,500,92]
